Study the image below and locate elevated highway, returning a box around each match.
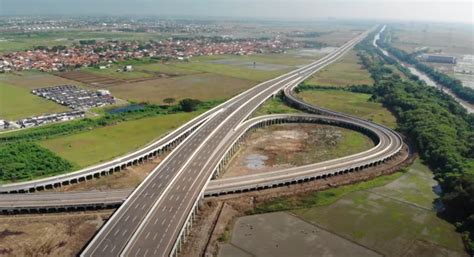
[0,29,405,257]
[0,112,403,214]
[79,30,393,257]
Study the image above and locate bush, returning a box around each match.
[179,98,201,112]
[0,143,74,182]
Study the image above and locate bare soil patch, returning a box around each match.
[223,124,374,178]
[56,71,126,88]
[0,211,112,257]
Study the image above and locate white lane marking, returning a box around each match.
[159,35,370,253]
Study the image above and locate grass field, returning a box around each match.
[39,111,200,167]
[81,61,201,81]
[317,30,365,47]
[133,62,200,76]
[252,97,303,117]
[291,160,466,257]
[269,125,375,168]
[0,82,69,120]
[110,73,256,104]
[298,89,397,128]
[304,50,374,87]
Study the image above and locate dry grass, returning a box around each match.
[110,73,255,104]
[0,212,112,257]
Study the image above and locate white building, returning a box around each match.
[97,89,111,96]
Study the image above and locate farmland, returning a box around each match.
[0,71,85,90]
[109,73,256,104]
[221,160,467,257]
[291,160,466,257]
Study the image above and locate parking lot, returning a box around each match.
[32,85,115,110]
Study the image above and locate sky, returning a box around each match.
[1,0,473,24]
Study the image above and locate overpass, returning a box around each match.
[0,28,404,257]
[80,30,387,257]
[0,112,403,214]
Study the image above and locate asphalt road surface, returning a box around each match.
[80,31,372,257]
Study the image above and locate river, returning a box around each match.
[373,26,474,113]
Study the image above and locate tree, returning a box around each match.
[179,98,201,112]
[163,98,176,105]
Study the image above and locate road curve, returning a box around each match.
[0,76,269,194]
[0,111,403,213]
[0,30,404,257]
[79,31,373,257]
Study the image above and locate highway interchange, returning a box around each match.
[0,28,405,257]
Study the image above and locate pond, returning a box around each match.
[106,104,145,114]
[244,153,269,169]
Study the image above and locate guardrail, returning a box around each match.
[0,113,402,213]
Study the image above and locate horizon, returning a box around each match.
[1,0,472,25]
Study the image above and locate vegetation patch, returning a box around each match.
[357,31,474,253]
[251,95,302,117]
[0,142,74,183]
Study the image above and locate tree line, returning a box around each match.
[0,98,219,182]
[377,28,474,104]
[357,31,474,253]
[0,99,220,145]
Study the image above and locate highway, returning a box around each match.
[0,80,265,194]
[0,111,403,213]
[78,31,377,257]
[0,29,405,256]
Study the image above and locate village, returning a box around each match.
[0,36,303,73]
